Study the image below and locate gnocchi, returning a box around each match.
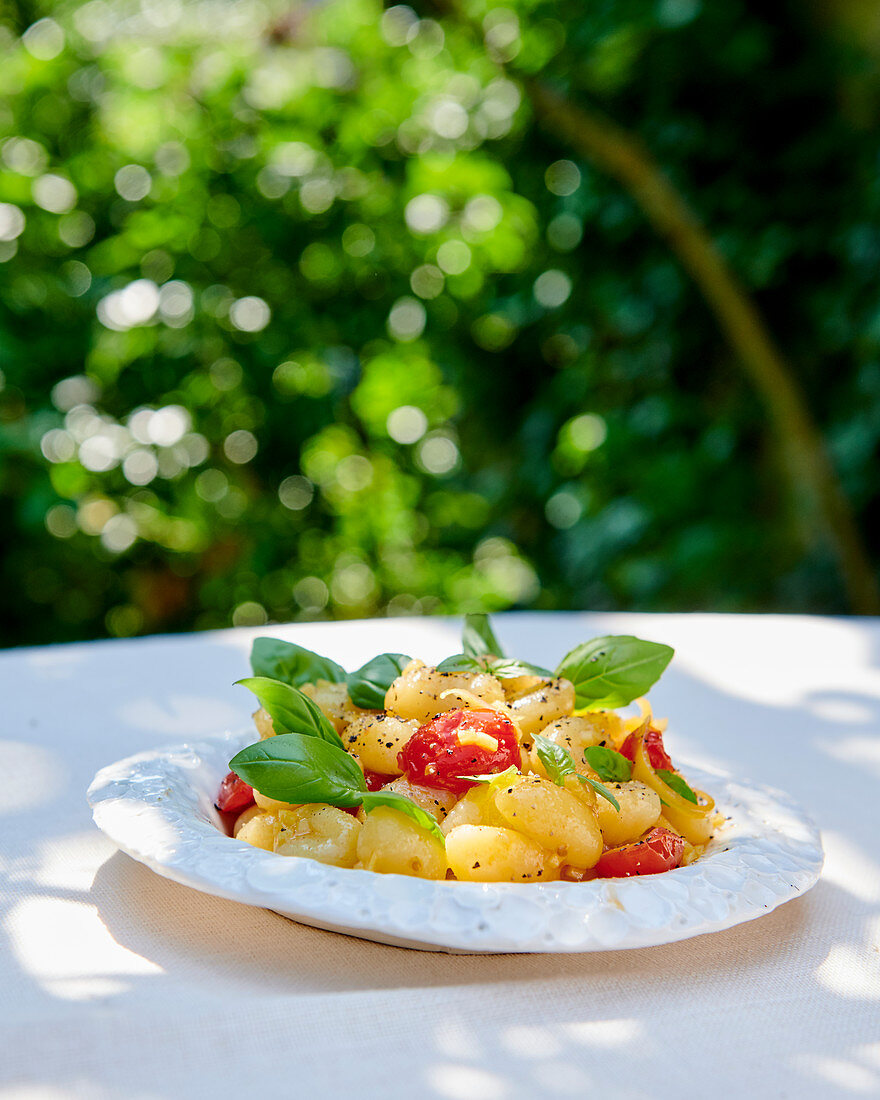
[301,680,352,732]
[222,619,717,882]
[506,678,576,742]
[446,824,549,882]
[343,712,417,775]
[384,659,505,724]
[493,775,603,870]
[593,781,662,847]
[356,805,447,878]
[274,805,361,867]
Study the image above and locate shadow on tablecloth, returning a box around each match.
[91,846,821,991]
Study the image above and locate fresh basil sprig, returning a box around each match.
[655,768,698,804]
[531,736,575,783]
[441,612,552,680]
[436,653,552,680]
[236,676,344,748]
[582,745,632,783]
[229,733,445,842]
[346,653,411,709]
[230,732,363,805]
[556,635,674,710]
[463,612,503,659]
[533,735,620,812]
[251,637,346,687]
[459,614,554,675]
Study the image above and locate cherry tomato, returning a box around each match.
[363,769,395,792]
[216,771,255,813]
[620,727,673,771]
[397,708,522,795]
[595,827,685,878]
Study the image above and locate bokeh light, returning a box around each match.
[405,194,449,235]
[229,297,271,332]
[534,270,572,308]
[22,18,65,60]
[387,297,426,341]
[0,0,875,646]
[545,160,581,196]
[387,406,428,444]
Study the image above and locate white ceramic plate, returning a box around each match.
[88,729,823,953]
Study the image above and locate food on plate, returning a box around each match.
[219,614,719,882]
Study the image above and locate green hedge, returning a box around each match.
[1,0,878,645]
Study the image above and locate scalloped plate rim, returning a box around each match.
[87,729,824,953]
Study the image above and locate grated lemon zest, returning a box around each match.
[456,730,499,752]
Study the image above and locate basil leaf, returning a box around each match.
[360,790,446,843]
[251,637,346,687]
[347,653,411,710]
[436,654,554,680]
[576,774,621,812]
[230,733,365,807]
[655,768,698,804]
[489,658,554,680]
[236,676,344,748]
[556,635,674,710]
[436,653,484,673]
[463,613,504,659]
[583,746,632,782]
[533,735,620,812]
[533,735,575,784]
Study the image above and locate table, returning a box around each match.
[2,612,879,1098]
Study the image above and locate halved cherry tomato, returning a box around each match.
[397,708,521,795]
[363,769,395,792]
[620,727,673,771]
[216,771,255,813]
[594,827,685,878]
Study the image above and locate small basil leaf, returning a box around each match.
[534,735,620,811]
[250,637,347,686]
[533,734,575,785]
[236,676,344,748]
[360,790,446,843]
[438,653,554,679]
[583,746,632,783]
[556,635,674,710]
[230,733,365,806]
[436,653,483,673]
[463,613,504,659]
[576,774,621,812]
[655,768,698,805]
[346,653,411,709]
[489,658,555,680]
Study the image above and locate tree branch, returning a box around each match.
[524,80,879,612]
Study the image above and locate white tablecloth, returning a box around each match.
[2,612,879,1098]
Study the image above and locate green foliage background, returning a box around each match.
[1,0,879,646]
